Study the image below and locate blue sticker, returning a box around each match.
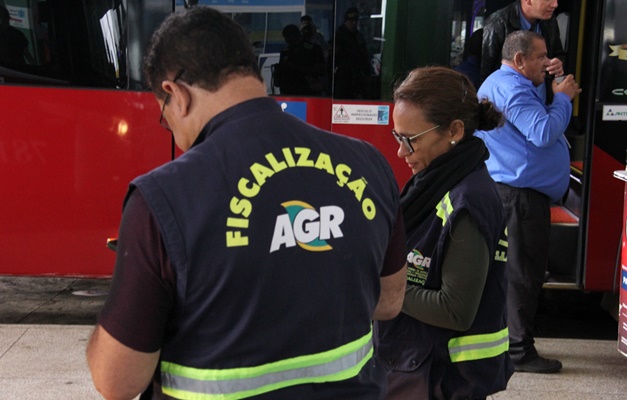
[277,101,307,121]
[377,106,390,125]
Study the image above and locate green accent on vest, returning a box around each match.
[448,327,510,363]
[436,191,453,226]
[160,328,373,399]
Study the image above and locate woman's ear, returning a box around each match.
[450,119,465,142]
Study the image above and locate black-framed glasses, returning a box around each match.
[391,125,440,154]
[159,69,185,132]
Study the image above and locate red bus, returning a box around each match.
[1,0,626,298]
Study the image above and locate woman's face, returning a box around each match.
[392,100,453,175]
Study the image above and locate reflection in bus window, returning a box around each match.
[175,1,503,102]
[330,6,372,99]
[328,2,385,100]
[0,0,127,88]
[181,0,391,100]
[0,5,34,68]
[274,23,325,96]
[450,0,486,70]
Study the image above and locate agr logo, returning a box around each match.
[407,249,431,268]
[270,201,344,253]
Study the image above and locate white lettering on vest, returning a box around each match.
[270,205,344,253]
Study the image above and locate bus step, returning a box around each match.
[548,207,579,279]
[551,204,579,225]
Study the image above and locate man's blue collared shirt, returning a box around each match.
[474,65,572,202]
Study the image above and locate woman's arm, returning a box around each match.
[402,211,490,331]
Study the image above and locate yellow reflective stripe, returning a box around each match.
[161,328,373,399]
[448,328,509,363]
[435,192,453,226]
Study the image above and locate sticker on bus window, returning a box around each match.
[332,105,390,125]
[603,105,627,121]
[277,101,307,121]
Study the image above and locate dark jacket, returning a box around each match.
[132,97,401,399]
[480,1,565,85]
[376,165,513,399]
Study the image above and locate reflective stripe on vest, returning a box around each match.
[448,327,509,363]
[436,192,453,226]
[160,328,373,399]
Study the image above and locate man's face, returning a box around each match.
[520,38,550,86]
[524,0,558,21]
[344,18,357,31]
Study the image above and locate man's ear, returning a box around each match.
[161,80,192,117]
[514,52,525,70]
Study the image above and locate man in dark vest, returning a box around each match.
[86,6,407,400]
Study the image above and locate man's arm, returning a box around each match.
[373,205,407,321]
[87,190,174,399]
[373,263,407,320]
[506,80,575,147]
[87,325,160,400]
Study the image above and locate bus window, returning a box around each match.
[450,0,486,69]
[329,2,383,100]
[175,0,307,95]
[0,0,128,88]
[449,0,486,90]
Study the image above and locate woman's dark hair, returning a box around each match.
[143,6,262,98]
[393,66,503,138]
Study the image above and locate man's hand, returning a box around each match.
[546,57,564,78]
[373,263,407,320]
[87,325,160,400]
[552,74,582,100]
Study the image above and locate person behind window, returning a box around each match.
[276,23,325,96]
[330,7,371,99]
[0,6,34,68]
[454,28,483,90]
[376,66,513,399]
[300,14,327,62]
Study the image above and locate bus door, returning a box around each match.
[520,0,627,293]
[579,0,627,292]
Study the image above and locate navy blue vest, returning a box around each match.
[376,165,513,398]
[131,98,401,399]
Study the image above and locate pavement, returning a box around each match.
[2,276,627,399]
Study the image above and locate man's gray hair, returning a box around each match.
[502,30,545,61]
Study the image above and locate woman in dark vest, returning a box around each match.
[376,66,514,399]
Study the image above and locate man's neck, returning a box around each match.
[194,75,268,132]
[519,2,539,24]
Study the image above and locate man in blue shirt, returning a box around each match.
[480,0,565,102]
[475,30,581,374]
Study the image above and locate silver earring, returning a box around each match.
[451,141,456,145]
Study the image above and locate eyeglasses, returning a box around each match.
[391,125,440,154]
[159,69,185,132]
